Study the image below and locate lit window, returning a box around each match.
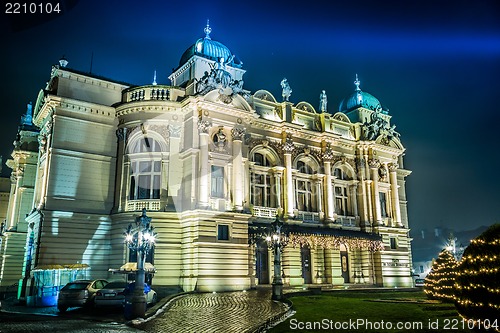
[334,185,350,216]
[128,137,162,201]
[217,224,229,241]
[211,165,224,198]
[251,173,272,207]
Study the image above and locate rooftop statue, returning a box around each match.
[281,78,292,101]
[319,90,327,112]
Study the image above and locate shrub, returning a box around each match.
[453,224,500,330]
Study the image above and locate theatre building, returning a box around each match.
[0,24,413,303]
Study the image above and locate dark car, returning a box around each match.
[94,281,128,308]
[57,279,108,312]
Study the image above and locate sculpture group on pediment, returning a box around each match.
[196,57,246,100]
[362,108,401,144]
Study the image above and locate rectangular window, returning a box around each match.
[379,192,388,217]
[211,165,225,198]
[217,224,229,241]
[296,180,314,212]
[334,185,349,216]
[129,159,162,200]
[390,237,397,249]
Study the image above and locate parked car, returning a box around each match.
[415,278,425,287]
[57,279,108,312]
[124,282,158,305]
[94,281,128,308]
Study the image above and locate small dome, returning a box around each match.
[178,21,242,68]
[338,75,388,113]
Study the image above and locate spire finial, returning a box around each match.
[354,74,361,91]
[204,19,212,39]
[152,70,157,85]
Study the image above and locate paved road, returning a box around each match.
[135,290,288,333]
[0,313,141,333]
[0,289,288,333]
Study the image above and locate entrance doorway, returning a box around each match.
[256,240,269,284]
[340,244,349,283]
[301,246,312,284]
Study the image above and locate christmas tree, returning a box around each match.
[453,224,500,331]
[424,249,457,302]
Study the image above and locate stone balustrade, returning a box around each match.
[127,199,161,212]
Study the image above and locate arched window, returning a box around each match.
[250,150,277,208]
[295,158,318,213]
[333,167,352,216]
[128,137,163,201]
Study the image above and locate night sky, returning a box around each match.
[1,0,499,235]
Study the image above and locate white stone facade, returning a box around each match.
[0,29,414,301]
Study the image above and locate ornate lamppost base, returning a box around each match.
[125,290,147,319]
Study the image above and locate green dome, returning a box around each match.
[178,22,242,68]
[338,75,388,113]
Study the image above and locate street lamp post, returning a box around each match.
[124,208,156,319]
[267,214,286,301]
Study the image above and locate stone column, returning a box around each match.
[273,168,284,209]
[389,163,403,227]
[115,127,127,213]
[231,127,245,211]
[282,135,295,217]
[8,167,23,228]
[349,183,359,217]
[314,175,323,217]
[324,161,334,221]
[369,159,382,225]
[198,119,211,208]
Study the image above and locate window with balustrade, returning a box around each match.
[127,136,164,203]
[250,150,278,209]
[333,167,353,216]
[295,158,318,213]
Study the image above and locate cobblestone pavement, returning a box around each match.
[134,289,288,333]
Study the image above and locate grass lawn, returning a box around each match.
[270,290,474,332]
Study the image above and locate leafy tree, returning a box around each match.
[424,249,457,302]
[453,224,500,330]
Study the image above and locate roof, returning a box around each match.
[338,75,388,113]
[178,22,242,69]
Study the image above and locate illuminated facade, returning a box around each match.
[0,24,413,301]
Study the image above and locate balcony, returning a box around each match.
[123,85,176,103]
[127,200,161,212]
[297,211,320,223]
[335,215,359,227]
[251,206,277,218]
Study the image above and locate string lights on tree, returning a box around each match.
[453,224,500,331]
[424,249,457,302]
